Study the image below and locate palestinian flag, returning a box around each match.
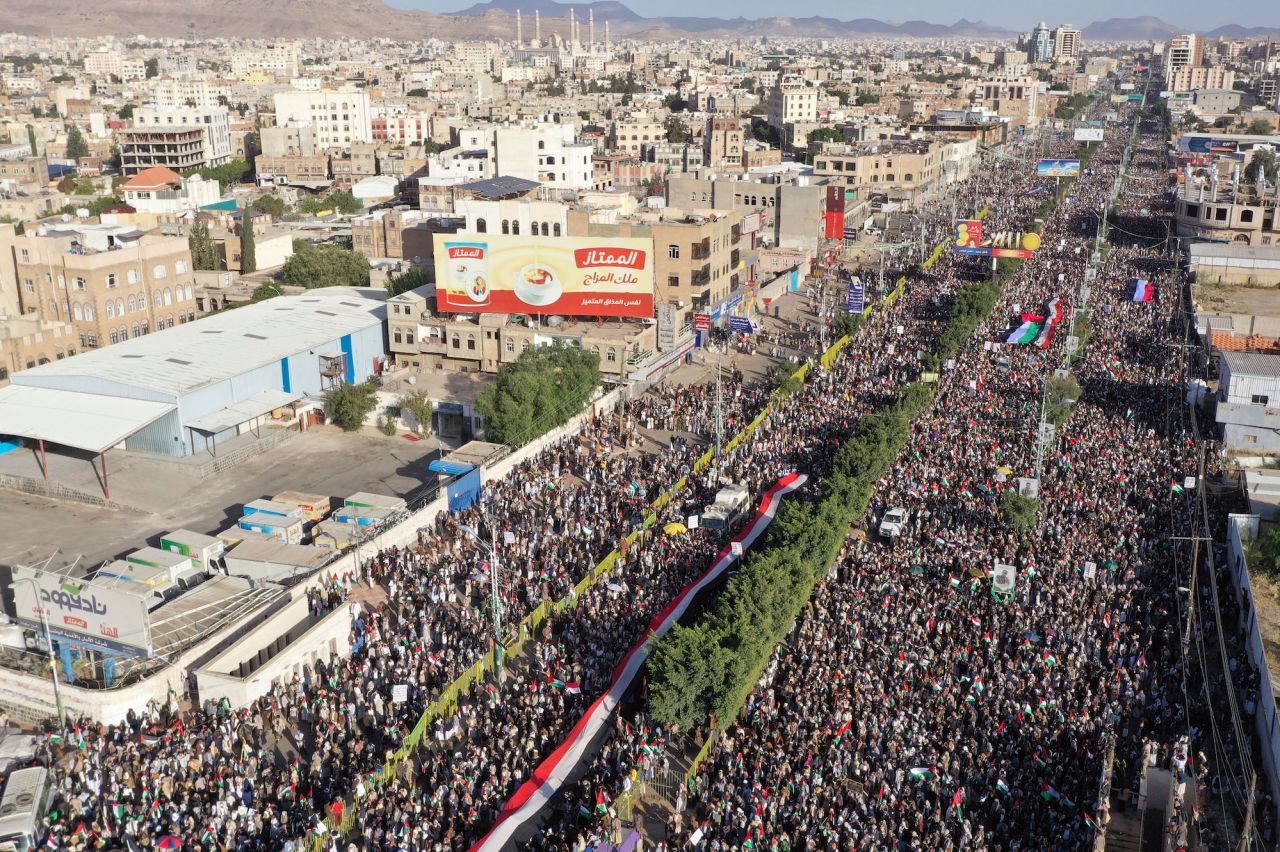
[140,734,163,747]
[834,721,852,743]
[1132,279,1153,302]
[996,779,1010,796]
[595,789,609,813]
[1041,782,1061,802]
[1171,481,1185,493]
[1043,650,1058,667]
[1035,299,1064,349]
[910,767,937,782]
[1084,812,1100,831]
[1007,314,1044,345]
[949,576,961,589]
[46,732,62,743]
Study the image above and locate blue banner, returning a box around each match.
[729,316,754,334]
[846,279,865,314]
[447,466,483,511]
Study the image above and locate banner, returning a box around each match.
[824,185,845,240]
[12,566,154,657]
[433,234,655,318]
[446,466,482,511]
[846,279,865,314]
[729,316,755,334]
[693,313,711,331]
[953,219,1041,259]
[1036,159,1080,177]
[1073,128,1104,142]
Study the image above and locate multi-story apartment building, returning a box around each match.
[147,79,231,111]
[667,174,824,254]
[0,223,197,351]
[372,113,434,146]
[118,126,209,175]
[704,117,746,170]
[1025,22,1054,63]
[609,116,665,156]
[0,314,78,385]
[811,139,944,203]
[272,90,372,148]
[125,107,232,174]
[1052,26,1082,61]
[649,142,706,175]
[453,196,568,237]
[350,206,455,260]
[330,142,379,190]
[976,75,1039,130]
[83,50,146,80]
[0,155,49,196]
[230,42,302,78]
[1167,65,1236,93]
[494,124,594,190]
[259,124,317,158]
[255,154,331,187]
[570,206,743,310]
[1167,34,1205,77]
[767,75,818,133]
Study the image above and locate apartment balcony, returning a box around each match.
[690,238,711,260]
[691,265,711,287]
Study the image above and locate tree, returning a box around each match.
[740,76,756,92]
[239,214,257,274]
[64,124,89,161]
[118,103,134,120]
[25,124,37,156]
[397,389,434,436]
[188,222,219,271]
[144,58,159,78]
[406,87,429,97]
[281,240,370,288]
[251,282,283,302]
[1245,149,1278,185]
[476,344,601,446]
[298,191,362,217]
[807,127,843,146]
[1246,118,1274,136]
[665,116,690,143]
[385,266,427,297]
[323,380,379,432]
[855,92,879,106]
[250,194,289,218]
[1002,490,1039,537]
[183,159,251,189]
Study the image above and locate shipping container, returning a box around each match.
[243,499,306,521]
[160,529,226,571]
[216,526,276,549]
[272,490,332,523]
[223,539,332,584]
[312,519,361,550]
[238,513,305,545]
[333,505,397,527]
[123,547,203,587]
[342,491,407,512]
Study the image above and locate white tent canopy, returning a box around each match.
[0,385,174,454]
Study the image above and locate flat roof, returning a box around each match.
[147,576,285,657]
[186,389,301,434]
[12,289,386,399]
[224,539,332,570]
[443,440,511,470]
[1221,350,1280,378]
[0,385,175,454]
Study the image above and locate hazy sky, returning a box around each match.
[389,0,1276,32]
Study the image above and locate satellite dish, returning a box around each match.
[546,315,564,327]
[61,213,72,222]
[75,208,90,218]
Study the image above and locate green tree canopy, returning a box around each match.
[188,222,219,271]
[323,381,378,431]
[250,194,289,218]
[385,266,427,297]
[476,344,601,446]
[1245,118,1274,136]
[280,240,370,288]
[183,159,251,189]
[64,124,89,161]
[239,214,257,274]
[298,191,362,216]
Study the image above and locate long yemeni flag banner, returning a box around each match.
[1132,279,1153,302]
[1035,299,1064,349]
[471,472,808,852]
[1007,314,1045,345]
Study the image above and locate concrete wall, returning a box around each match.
[1226,515,1280,841]
[194,592,351,709]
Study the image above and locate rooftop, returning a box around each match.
[12,288,386,399]
[458,175,541,200]
[1221,350,1280,378]
[121,166,184,191]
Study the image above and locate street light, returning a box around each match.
[10,577,66,730]
[460,509,503,680]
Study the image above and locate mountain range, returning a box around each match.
[0,0,1275,41]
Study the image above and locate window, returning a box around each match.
[451,336,460,349]
[19,248,29,262]
[176,260,187,274]
[164,289,173,306]
[668,244,680,259]
[553,223,561,237]
[607,349,617,362]
[1252,394,1270,405]
[22,278,33,293]
[120,328,128,340]
[512,222,520,235]
[1215,208,1228,222]
[467,334,476,351]
[73,303,82,320]
[154,290,162,306]
[73,277,86,292]
[502,220,510,234]
[541,223,549,237]
[476,218,487,233]
[505,339,514,352]
[109,329,119,344]
[84,305,93,320]
[128,295,137,313]
[107,273,118,288]
[127,267,139,284]
[1241,210,1255,223]
[668,275,679,288]
[154,264,169,279]
[184,285,193,301]
[106,302,115,319]
[137,294,146,309]
[1245,434,1259,444]
[131,323,139,338]
[394,331,402,344]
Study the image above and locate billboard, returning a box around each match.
[953,219,1042,260]
[12,567,153,657]
[1036,159,1081,177]
[446,466,482,512]
[1074,128,1104,142]
[1184,136,1240,155]
[433,234,655,318]
[846,279,865,314]
[824,185,845,241]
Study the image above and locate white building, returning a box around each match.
[272,90,372,149]
[767,75,818,134]
[120,167,221,215]
[84,50,147,80]
[494,125,593,190]
[453,197,569,236]
[147,79,231,112]
[133,106,233,168]
[230,42,302,78]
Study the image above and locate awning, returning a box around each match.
[429,459,475,476]
[0,385,175,454]
[186,390,300,435]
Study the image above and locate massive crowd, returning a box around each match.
[525,100,1258,852]
[37,89,1256,852]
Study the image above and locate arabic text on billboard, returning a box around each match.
[952,219,1042,260]
[12,567,153,656]
[433,234,656,318]
[1036,159,1080,177]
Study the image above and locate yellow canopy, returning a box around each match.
[663,522,689,535]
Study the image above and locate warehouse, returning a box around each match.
[0,287,387,460]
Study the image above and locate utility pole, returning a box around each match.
[1239,772,1257,852]
[714,356,723,457]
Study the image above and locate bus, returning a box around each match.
[0,766,53,852]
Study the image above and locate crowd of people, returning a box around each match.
[525,98,1258,852]
[38,86,1262,852]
